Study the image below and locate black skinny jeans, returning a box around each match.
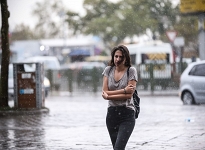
[106,106,135,150]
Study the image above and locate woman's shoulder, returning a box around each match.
[104,66,113,71]
[129,66,137,72]
[102,66,113,75]
[128,66,138,80]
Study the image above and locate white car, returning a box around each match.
[4,64,50,99]
[22,56,61,90]
[179,60,205,105]
[23,56,61,70]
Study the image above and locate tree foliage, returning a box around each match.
[9,0,198,50]
[66,0,178,47]
[32,0,66,39]
[10,24,37,41]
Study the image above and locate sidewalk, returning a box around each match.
[1,93,204,150]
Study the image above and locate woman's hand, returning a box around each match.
[102,91,108,100]
[124,84,135,94]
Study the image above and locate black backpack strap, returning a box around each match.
[127,67,130,79]
[108,66,113,76]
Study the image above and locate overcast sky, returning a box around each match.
[7,0,85,30]
[4,0,179,31]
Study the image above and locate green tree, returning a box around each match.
[10,23,37,41]
[66,0,177,47]
[118,0,177,38]
[32,0,66,39]
[0,0,10,107]
[67,0,121,48]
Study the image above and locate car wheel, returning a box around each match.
[182,91,194,105]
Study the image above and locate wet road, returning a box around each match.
[0,92,205,150]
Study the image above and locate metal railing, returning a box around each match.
[46,62,188,94]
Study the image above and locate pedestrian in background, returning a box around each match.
[102,45,138,150]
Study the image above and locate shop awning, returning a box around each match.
[85,56,110,62]
[69,49,90,56]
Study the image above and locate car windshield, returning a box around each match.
[24,57,60,70]
[43,60,60,70]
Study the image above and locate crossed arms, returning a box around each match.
[102,76,137,100]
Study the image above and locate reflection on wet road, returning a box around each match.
[1,93,205,150]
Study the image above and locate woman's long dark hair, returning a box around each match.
[108,45,131,67]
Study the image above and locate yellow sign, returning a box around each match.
[147,53,167,60]
[145,64,166,71]
[180,0,205,14]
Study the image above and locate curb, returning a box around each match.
[0,107,49,116]
[139,91,179,97]
[50,91,179,97]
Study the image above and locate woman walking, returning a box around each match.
[102,45,138,150]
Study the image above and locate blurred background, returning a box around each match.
[0,0,204,95]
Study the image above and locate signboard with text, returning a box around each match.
[180,0,205,15]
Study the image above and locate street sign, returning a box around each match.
[174,37,185,47]
[180,0,205,15]
[166,31,178,42]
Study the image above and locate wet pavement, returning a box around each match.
[0,92,205,150]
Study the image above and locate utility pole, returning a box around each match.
[198,14,205,60]
[180,0,205,60]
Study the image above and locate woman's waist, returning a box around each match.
[108,101,135,111]
[107,105,135,117]
[108,100,126,105]
[108,100,133,107]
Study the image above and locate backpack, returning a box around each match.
[108,66,140,119]
[127,67,140,119]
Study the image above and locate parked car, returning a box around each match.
[24,56,61,70]
[179,60,205,105]
[76,61,106,84]
[22,56,61,90]
[61,61,106,71]
[0,64,50,100]
[61,61,106,87]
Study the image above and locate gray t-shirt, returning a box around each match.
[102,66,138,111]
